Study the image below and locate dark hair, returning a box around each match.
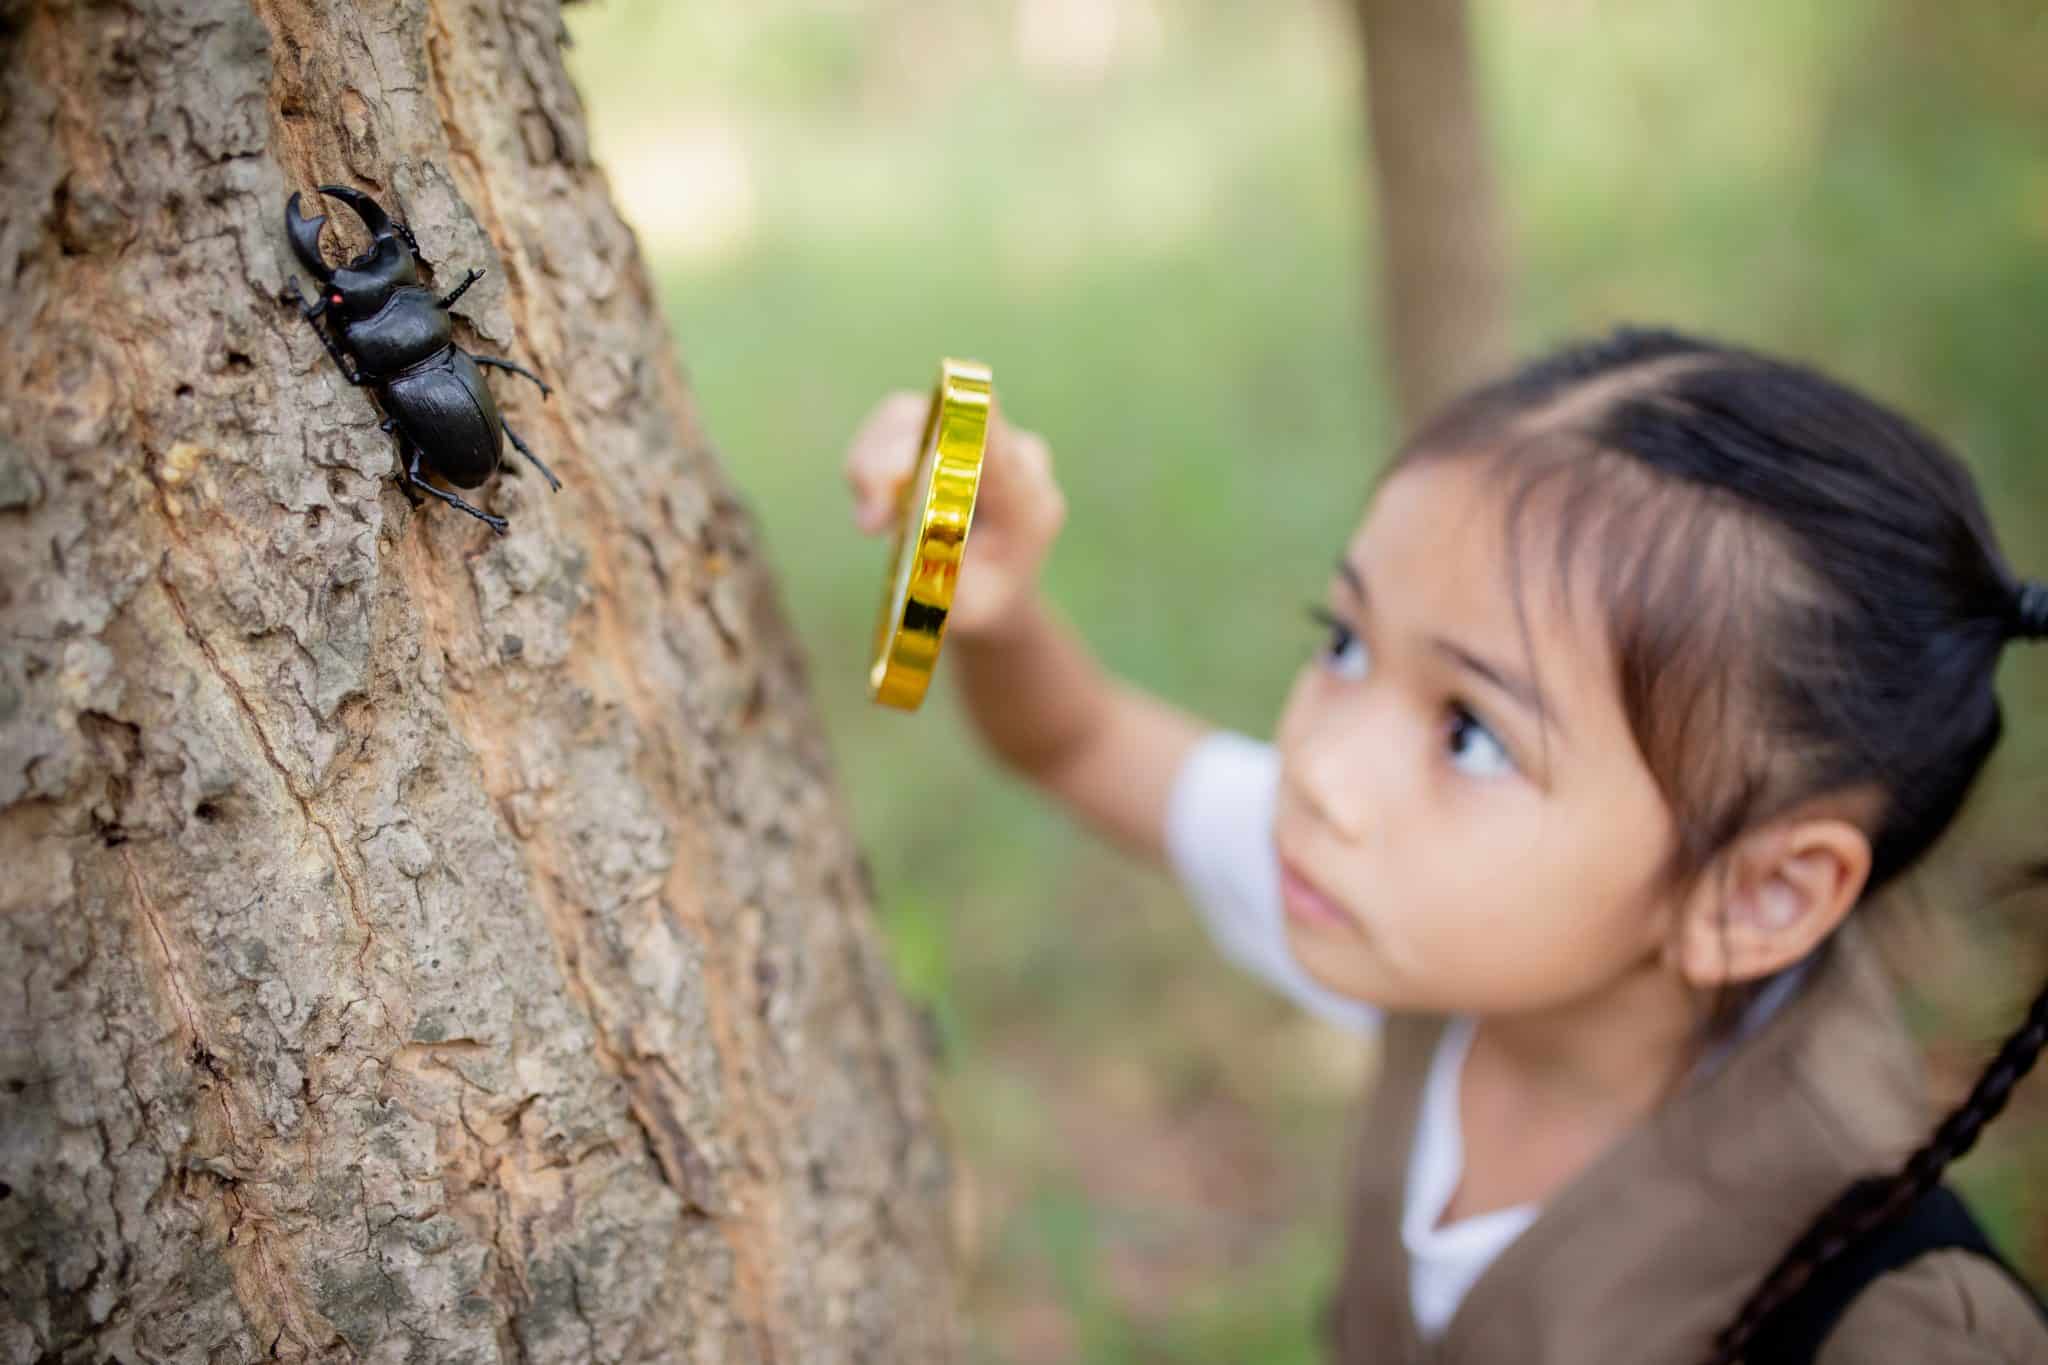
[1387,326,2046,1363]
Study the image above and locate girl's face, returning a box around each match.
[1273,455,1684,1014]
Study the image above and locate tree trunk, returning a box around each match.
[0,2,955,1360]
[1353,0,1512,431]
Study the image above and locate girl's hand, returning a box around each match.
[843,390,1067,639]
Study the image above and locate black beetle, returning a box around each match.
[280,184,559,534]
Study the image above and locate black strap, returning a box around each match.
[1745,1180,2048,1362]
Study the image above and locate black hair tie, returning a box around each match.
[2017,580,2048,640]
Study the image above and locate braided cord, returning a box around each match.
[1705,980,2048,1365]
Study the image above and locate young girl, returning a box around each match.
[845,328,2048,1362]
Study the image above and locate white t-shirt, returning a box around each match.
[1161,729,1808,1340]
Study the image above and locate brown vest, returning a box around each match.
[1326,922,2047,1364]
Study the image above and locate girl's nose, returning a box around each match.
[1285,720,1374,841]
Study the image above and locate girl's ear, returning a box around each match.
[1669,813,1873,987]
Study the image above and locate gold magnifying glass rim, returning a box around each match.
[868,357,993,710]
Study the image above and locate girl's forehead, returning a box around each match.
[1348,459,1620,698]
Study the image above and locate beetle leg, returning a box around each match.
[386,437,424,507]
[283,290,365,387]
[309,327,365,386]
[471,354,552,400]
[438,267,485,311]
[384,431,426,508]
[281,276,324,317]
[404,445,507,534]
[500,421,562,493]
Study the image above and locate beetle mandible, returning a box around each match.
[279,183,560,534]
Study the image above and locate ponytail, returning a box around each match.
[1709,581,2048,1364]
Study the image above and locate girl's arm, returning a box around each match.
[953,590,1208,869]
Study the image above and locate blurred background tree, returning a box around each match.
[565,1,2048,1360]
[1350,0,1511,426]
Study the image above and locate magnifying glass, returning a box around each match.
[868,358,993,710]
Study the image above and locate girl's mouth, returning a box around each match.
[1278,857,1358,934]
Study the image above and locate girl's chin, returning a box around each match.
[1281,918,1385,1001]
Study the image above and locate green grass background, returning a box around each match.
[562,2,2048,1358]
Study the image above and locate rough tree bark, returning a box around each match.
[0,2,955,1360]
[1353,0,1512,430]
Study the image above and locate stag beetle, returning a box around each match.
[280,184,559,534]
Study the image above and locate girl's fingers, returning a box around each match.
[980,419,1062,535]
[845,391,926,530]
[844,389,1064,559]
[976,402,1025,504]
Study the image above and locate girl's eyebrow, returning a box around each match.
[1433,638,1565,741]
[1335,557,1365,598]
[1333,556,1566,740]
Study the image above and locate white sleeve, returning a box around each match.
[1163,730,1381,1036]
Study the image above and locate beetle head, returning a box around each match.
[285,186,419,318]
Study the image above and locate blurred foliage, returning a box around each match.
[563,1,2048,1358]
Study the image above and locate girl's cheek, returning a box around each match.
[1274,668,1325,754]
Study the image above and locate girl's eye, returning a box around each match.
[1305,603,1369,681]
[1448,704,1515,778]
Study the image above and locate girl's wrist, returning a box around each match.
[951,587,1047,650]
